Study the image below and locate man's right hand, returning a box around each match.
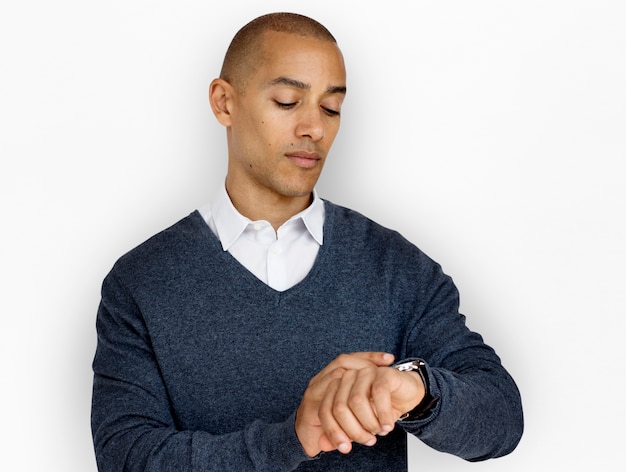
[295,352,395,457]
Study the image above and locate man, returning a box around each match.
[91,12,523,471]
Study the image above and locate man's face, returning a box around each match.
[225,31,346,201]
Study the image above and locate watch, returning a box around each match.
[393,360,440,421]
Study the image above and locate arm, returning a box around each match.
[91,272,310,472]
[311,260,523,461]
[92,270,398,470]
[399,263,524,461]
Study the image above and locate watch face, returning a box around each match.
[394,360,423,372]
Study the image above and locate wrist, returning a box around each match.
[393,360,440,421]
[294,408,322,458]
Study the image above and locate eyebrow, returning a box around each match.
[266,76,346,95]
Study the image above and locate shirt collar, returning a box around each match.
[210,185,324,251]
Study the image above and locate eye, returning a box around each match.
[322,106,340,117]
[275,100,297,109]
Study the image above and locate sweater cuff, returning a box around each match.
[247,410,319,470]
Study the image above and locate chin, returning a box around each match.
[276,180,318,198]
[280,189,314,199]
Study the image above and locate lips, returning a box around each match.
[285,151,322,169]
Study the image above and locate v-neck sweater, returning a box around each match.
[92,201,523,471]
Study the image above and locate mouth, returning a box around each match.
[285,151,322,169]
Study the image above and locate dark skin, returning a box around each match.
[210,31,345,231]
[209,30,425,457]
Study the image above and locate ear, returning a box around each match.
[209,78,235,127]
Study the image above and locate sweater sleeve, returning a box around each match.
[397,258,523,461]
[91,271,313,472]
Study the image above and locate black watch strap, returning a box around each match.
[394,360,440,421]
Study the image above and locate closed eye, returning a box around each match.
[275,101,340,117]
[275,101,297,109]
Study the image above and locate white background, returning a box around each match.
[1,1,624,470]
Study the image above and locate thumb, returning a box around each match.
[350,351,395,367]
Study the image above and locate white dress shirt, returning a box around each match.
[198,186,324,292]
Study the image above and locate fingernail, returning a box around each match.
[365,438,377,447]
[382,424,394,433]
[338,442,350,453]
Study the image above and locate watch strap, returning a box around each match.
[394,360,440,421]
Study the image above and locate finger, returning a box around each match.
[295,396,328,457]
[345,367,386,435]
[307,352,394,390]
[349,351,395,367]
[318,433,336,453]
[318,378,354,454]
[369,369,398,434]
[320,352,395,377]
[331,369,379,445]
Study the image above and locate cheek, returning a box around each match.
[323,120,341,144]
[236,117,271,153]
[262,119,294,149]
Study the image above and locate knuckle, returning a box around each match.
[327,370,344,385]
[324,423,344,440]
[343,368,357,380]
[348,392,369,409]
[371,381,389,397]
[332,400,351,418]
[336,353,350,363]
[352,429,374,444]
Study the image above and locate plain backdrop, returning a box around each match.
[1,1,624,470]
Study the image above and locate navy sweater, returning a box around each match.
[91,201,523,471]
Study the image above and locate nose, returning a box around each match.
[295,106,325,141]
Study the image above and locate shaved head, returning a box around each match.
[220,12,337,92]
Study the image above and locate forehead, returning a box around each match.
[254,31,346,88]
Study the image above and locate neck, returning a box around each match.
[225,177,313,231]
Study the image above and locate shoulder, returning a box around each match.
[316,201,440,272]
[109,211,214,280]
[324,200,419,252]
[321,200,454,300]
